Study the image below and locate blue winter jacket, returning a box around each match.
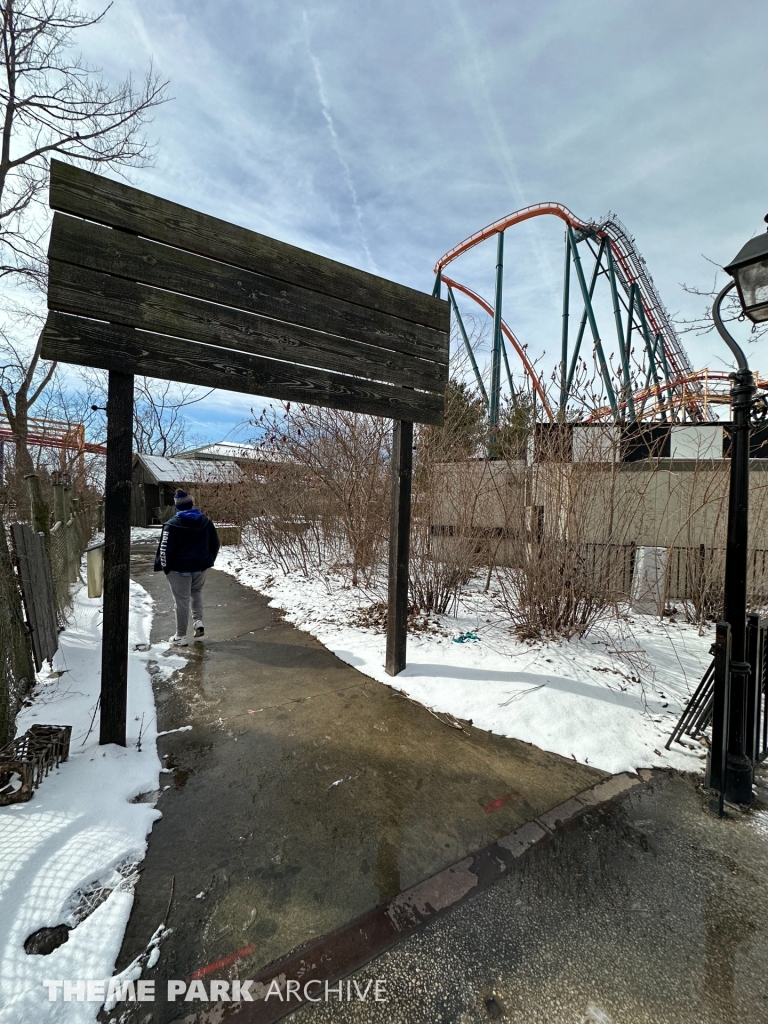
[153,510,221,574]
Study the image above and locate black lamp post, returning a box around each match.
[712,218,768,804]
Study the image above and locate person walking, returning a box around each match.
[154,489,220,646]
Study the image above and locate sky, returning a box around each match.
[72,0,768,442]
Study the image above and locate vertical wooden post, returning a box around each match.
[52,476,66,526]
[386,420,413,676]
[100,370,134,746]
[25,474,50,538]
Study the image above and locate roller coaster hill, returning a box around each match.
[434,203,768,457]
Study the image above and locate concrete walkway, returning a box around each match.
[113,543,605,1019]
[296,770,768,1024]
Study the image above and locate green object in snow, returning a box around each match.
[453,632,480,644]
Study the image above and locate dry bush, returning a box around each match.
[410,380,486,615]
[495,413,638,640]
[246,404,390,584]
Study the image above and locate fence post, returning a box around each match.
[746,614,761,768]
[386,419,413,676]
[709,621,732,816]
[0,521,34,747]
[52,478,66,526]
[25,474,50,538]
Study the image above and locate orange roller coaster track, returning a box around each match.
[436,203,709,424]
[0,416,106,467]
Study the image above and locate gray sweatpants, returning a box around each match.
[166,570,208,636]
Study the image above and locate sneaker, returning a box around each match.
[193,620,204,638]
[169,634,188,647]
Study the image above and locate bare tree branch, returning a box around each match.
[0,0,170,471]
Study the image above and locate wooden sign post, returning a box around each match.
[100,371,134,746]
[40,160,449,745]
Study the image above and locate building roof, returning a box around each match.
[177,439,293,465]
[177,442,261,462]
[134,453,245,484]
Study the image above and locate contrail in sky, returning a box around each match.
[447,0,556,295]
[303,11,378,274]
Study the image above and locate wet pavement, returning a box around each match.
[113,543,605,1020]
[297,769,768,1024]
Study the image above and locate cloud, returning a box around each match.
[53,0,768,439]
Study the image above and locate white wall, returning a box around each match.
[670,425,723,460]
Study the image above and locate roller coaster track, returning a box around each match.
[440,276,554,418]
[586,369,768,422]
[0,416,105,459]
[436,203,709,422]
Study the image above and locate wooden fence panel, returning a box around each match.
[11,524,58,670]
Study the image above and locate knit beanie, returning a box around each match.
[174,489,194,510]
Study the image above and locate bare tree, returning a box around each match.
[0,307,54,474]
[0,0,168,469]
[677,275,768,345]
[132,377,210,456]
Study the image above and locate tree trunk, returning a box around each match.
[11,400,34,477]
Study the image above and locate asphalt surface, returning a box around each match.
[112,541,604,1021]
[295,769,768,1024]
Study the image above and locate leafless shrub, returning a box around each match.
[488,394,659,640]
[244,404,390,585]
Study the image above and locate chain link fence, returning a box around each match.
[48,505,99,623]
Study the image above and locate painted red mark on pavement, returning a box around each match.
[484,791,518,814]
[190,943,256,979]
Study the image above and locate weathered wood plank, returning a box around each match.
[11,525,41,670]
[49,159,449,332]
[34,535,58,664]
[49,214,449,370]
[11,524,57,670]
[39,313,445,426]
[48,258,448,395]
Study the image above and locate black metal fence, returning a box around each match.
[667,614,768,810]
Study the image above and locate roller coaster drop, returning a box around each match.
[434,204,725,425]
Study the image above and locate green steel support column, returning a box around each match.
[606,242,636,423]
[448,286,488,406]
[625,285,645,418]
[433,270,442,299]
[565,237,605,398]
[559,231,571,420]
[501,335,516,398]
[654,331,676,420]
[632,287,666,421]
[489,231,505,430]
[566,227,618,419]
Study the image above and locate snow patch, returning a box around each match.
[0,576,165,1023]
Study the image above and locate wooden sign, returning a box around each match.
[39,161,449,746]
[41,161,449,424]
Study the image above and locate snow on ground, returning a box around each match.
[0,573,183,1024]
[130,526,162,544]
[217,546,712,776]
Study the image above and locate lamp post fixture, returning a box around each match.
[712,217,768,805]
